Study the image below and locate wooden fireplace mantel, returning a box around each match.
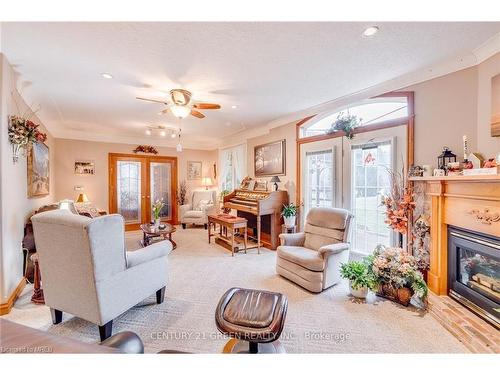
[411,175,500,295]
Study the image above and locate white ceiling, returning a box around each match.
[2,22,500,149]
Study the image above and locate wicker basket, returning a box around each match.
[376,283,413,306]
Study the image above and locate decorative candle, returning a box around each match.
[462,135,468,160]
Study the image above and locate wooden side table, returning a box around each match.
[282,225,297,234]
[30,253,45,304]
[208,214,248,256]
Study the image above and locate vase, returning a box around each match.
[349,282,368,299]
[12,144,21,163]
[376,283,413,306]
[154,218,161,230]
[284,216,296,228]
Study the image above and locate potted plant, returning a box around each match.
[340,260,376,299]
[366,245,428,306]
[281,203,298,228]
[152,199,164,229]
[327,111,361,139]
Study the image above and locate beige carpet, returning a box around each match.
[4,226,468,353]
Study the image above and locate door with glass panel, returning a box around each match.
[109,154,178,231]
[342,125,407,255]
[299,138,343,228]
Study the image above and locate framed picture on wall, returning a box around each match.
[27,142,50,198]
[491,73,500,137]
[254,139,286,177]
[74,160,95,175]
[187,160,202,180]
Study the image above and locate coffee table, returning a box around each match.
[140,223,177,250]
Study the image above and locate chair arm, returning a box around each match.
[278,232,306,247]
[100,331,144,354]
[126,241,171,269]
[318,242,350,258]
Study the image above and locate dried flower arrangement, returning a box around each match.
[133,145,159,154]
[176,180,188,205]
[8,115,47,162]
[366,245,428,306]
[327,111,361,139]
[381,167,416,234]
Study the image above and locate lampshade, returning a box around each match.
[170,105,191,119]
[202,177,213,189]
[76,193,89,203]
[270,176,281,183]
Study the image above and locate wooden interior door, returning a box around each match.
[109,154,178,231]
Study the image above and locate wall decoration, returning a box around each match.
[27,142,50,197]
[254,139,286,177]
[74,160,95,175]
[491,73,500,137]
[254,180,268,191]
[187,161,202,180]
[133,145,159,154]
[8,115,47,163]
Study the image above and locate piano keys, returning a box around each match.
[223,189,288,250]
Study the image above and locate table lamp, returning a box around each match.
[76,193,89,203]
[270,176,281,191]
[202,177,213,190]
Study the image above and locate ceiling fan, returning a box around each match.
[136,89,221,119]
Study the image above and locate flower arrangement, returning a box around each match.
[133,145,159,154]
[327,111,361,139]
[381,167,416,234]
[367,245,428,304]
[152,199,164,220]
[8,115,47,162]
[176,180,188,205]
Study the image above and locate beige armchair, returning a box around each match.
[31,210,171,341]
[276,207,353,293]
[180,190,217,229]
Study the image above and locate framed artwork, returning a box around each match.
[74,160,95,175]
[27,142,50,197]
[491,73,500,137]
[254,139,286,177]
[254,180,268,191]
[187,160,202,180]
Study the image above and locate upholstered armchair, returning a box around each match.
[180,190,217,229]
[31,210,172,341]
[276,207,353,293]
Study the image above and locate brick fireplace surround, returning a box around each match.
[411,175,499,353]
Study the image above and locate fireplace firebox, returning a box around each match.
[448,227,500,329]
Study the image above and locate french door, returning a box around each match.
[109,154,178,231]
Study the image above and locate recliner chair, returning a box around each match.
[31,210,171,341]
[276,207,353,293]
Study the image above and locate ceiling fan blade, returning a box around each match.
[193,103,221,110]
[136,97,169,105]
[190,109,206,119]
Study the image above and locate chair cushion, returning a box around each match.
[184,210,204,218]
[277,246,324,271]
[192,191,215,212]
[215,287,288,343]
[306,207,350,230]
[194,199,210,211]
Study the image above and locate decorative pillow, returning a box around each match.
[195,199,211,211]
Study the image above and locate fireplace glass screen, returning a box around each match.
[458,248,500,305]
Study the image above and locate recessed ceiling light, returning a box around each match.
[145,129,152,136]
[159,130,166,137]
[231,105,237,109]
[170,132,176,138]
[363,26,379,37]
[101,73,113,79]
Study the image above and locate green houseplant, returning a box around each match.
[281,203,298,228]
[340,260,376,299]
[327,112,361,139]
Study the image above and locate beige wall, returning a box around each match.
[246,121,297,202]
[0,54,56,303]
[477,52,500,156]
[54,138,217,211]
[406,66,479,167]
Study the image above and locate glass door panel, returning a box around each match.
[117,160,143,224]
[150,162,172,221]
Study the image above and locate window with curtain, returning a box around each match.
[219,143,246,192]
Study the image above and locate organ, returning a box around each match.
[223,189,288,250]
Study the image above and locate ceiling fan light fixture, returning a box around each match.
[170,104,191,119]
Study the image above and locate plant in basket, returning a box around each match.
[366,245,428,307]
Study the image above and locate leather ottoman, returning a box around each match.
[215,287,288,353]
